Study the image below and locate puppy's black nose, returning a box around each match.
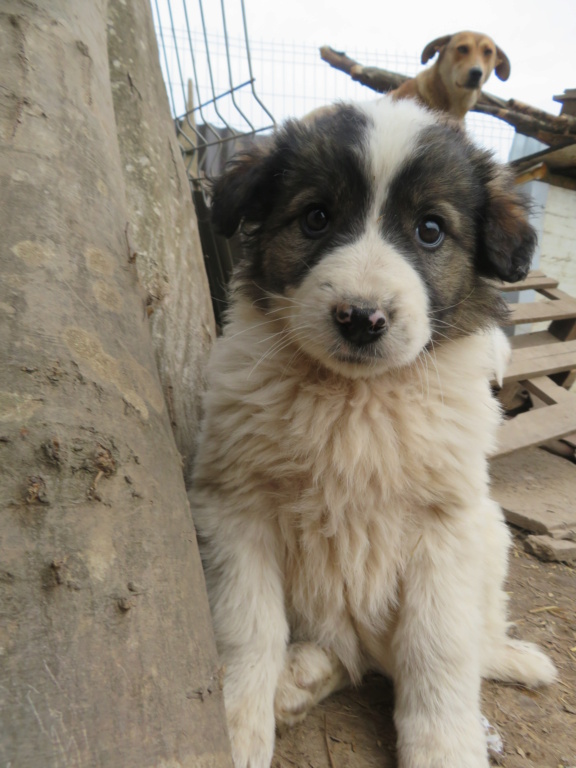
[333,303,388,346]
[467,67,483,87]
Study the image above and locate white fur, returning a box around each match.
[490,326,512,387]
[358,98,436,208]
[191,100,556,768]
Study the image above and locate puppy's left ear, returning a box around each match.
[495,47,511,81]
[210,142,275,238]
[478,169,536,283]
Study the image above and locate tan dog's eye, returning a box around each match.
[457,45,469,55]
[484,48,494,57]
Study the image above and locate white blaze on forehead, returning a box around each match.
[357,98,435,212]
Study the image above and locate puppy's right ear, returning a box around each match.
[421,34,452,64]
[477,168,536,283]
[210,143,274,238]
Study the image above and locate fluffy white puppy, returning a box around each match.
[191,98,556,768]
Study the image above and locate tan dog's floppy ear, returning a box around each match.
[495,46,511,81]
[421,34,452,64]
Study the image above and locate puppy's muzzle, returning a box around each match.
[333,303,388,347]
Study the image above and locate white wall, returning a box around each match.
[540,185,576,298]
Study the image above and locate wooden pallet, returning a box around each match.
[487,270,576,561]
[492,270,576,458]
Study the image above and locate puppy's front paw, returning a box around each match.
[227,704,275,768]
[274,642,346,727]
[399,744,489,768]
[399,748,489,768]
[397,715,489,768]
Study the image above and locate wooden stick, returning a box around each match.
[324,712,337,768]
[320,46,408,93]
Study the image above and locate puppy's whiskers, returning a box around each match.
[256,319,299,345]
[433,318,463,330]
[430,328,455,343]
[430,289,475,315]
[414,351,431,402]
[225,317,288,342]
[421,344,444,407]
[247,323,309,379]
[280,347,306,380]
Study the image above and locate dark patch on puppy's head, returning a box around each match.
[210,139,278,239]
[380,120,535,340]
[210,105,371,305]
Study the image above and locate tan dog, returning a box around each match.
[392,31,510,119]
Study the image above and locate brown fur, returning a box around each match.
[392,31,510,120]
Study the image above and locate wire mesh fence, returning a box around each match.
[153,7,516,178]
[152,0,275,183]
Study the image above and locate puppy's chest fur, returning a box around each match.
[274,353,491,650]
[201,308,500,669]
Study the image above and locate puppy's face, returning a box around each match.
[211,99,534,378]
[433,31,510,90]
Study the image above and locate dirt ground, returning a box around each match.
[272,530,576,768]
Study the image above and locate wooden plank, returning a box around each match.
[514,162,548,187]
[502,340,576,383]
[519,382,576,466]
[498,274,559,293]
[524,535,576,562]
[505,299,576,325]
[526,269,546,277]
[541,287,576,342]
[554,370,576,389]
[542,288,576,342]
[514,165,576,192]
[508,330,559,350]
[491,446,576,545]
[490,274,576,457]
[522,376,574,405]
[492,398,576,457]
[511,144,576,175]
[543,288,576,379]
[563,432,576,447]
[540,287,576,302]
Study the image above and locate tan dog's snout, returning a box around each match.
[465,67,484,88]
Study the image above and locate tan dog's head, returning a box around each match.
[422,31,510,93]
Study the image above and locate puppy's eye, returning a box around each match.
[484,48,493,57]
[416,217,445,249]
[457,45,469,55]
[301,206,330,238]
